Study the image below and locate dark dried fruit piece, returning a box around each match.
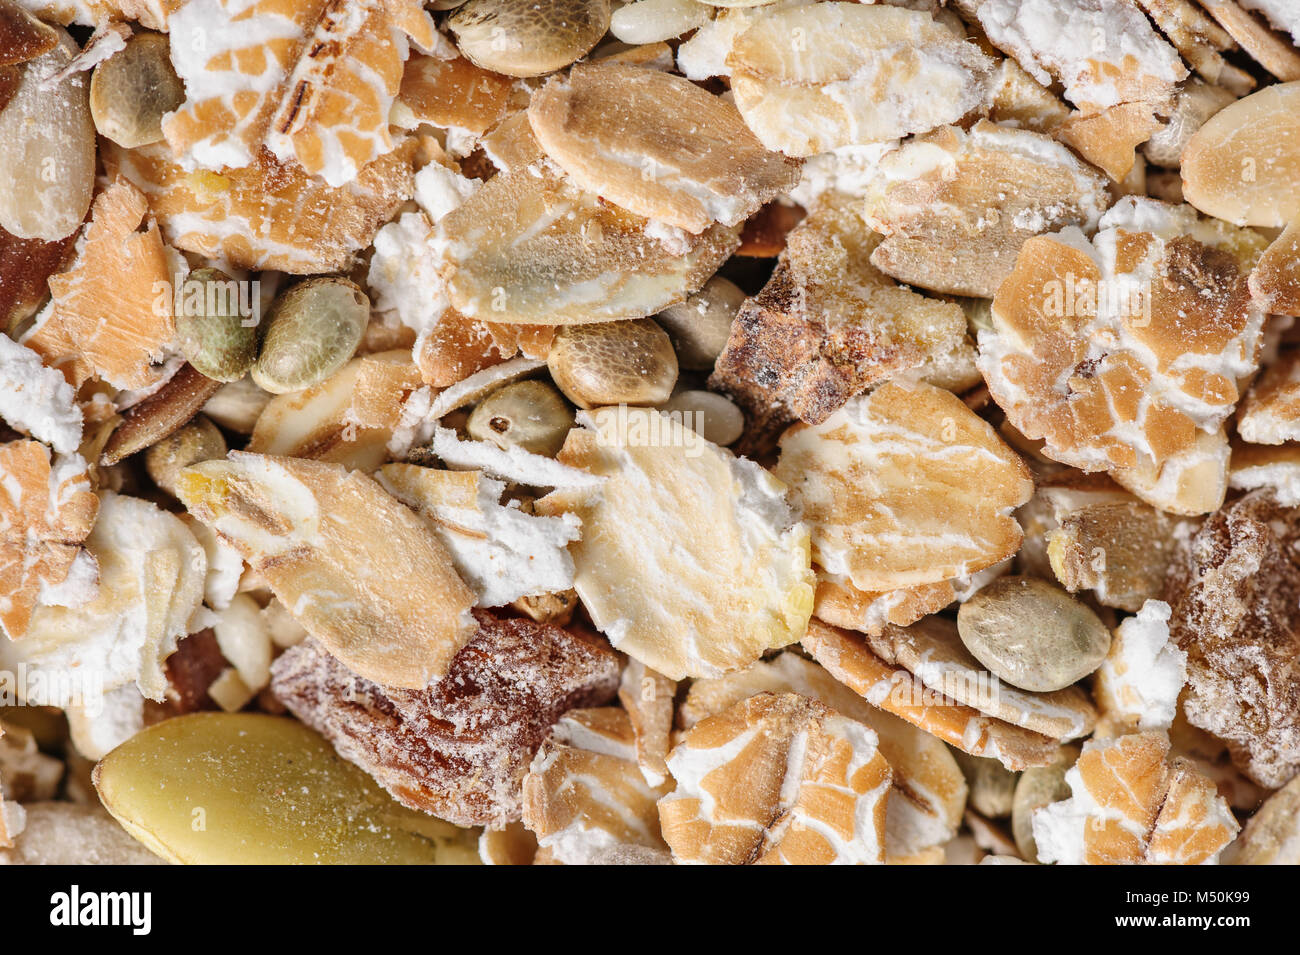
[270,611,620,827]
[1164,489,1300,788]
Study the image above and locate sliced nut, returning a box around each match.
[547,319,678,409]
[466,380,574,457]
[438,161,738,325]
[271,614,620,827]
[449,0,611,78]
[94,713,482,864]
[1249,219,1300,317]
[658,692,892,865]
[178,451,477,689]
[726,3,995,156]
[656,276,746,371]
[21,179,175,390]
[0,27,94,240]
[252,277,370,395]
[711,195,966,446]
[0,441,97,638]
[101,364,222,465]
[528,61,800,233]
[174,268,258,383]
[536,407,815,680]
[957,576,1111,693]
[1032,732,1237,865]
[863,121,1111,297]
[522,707,673,864]
[774,379,1032,592]
[1181,81,1300,228]
[88,30,183,148]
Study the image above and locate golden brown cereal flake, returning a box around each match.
[104,139,416,274]
[1249,220,1300,317]
[178,451,477,689]
[617,658,676,787]
[863,121,1111,297]
[522,707,673,864]
[775,379,1032,592]
[710,195,966,447]
[1031,731,1238,865]
[659,692,892,865]
[979,198,1267,515]
[396,53,513,136]
[22,180,174,391]
[813,576,956,638]
[1238,346,1300,444]
[0,440,97,639]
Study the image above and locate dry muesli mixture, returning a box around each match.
[1,0,1299,866]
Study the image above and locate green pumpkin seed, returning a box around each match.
[88,31,185,148]
[174,268,259,382]
[252,277,369,394]
[93,712,481,865]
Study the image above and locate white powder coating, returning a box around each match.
[366,212,450,337]
[18,492,207,708]
[429,427,606,489]
[413,162,481,224]
[0,335,83,454]
[1241,0,1300,43]
[183,516,244,611]
[1096,599,1186,731]
[675,0,817,80]
[1230,460,1300,505]
[972,0,1186,111]
[789,143,900,207]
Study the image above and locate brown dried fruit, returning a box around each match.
[1163,489,1300,788]
[178,451,477,689]
[528,61,800,234]
[863,121,1110,297]
[710,195,966,446]
[270,612,620,828]
[658,692,892,865]
[774,379,1032,592]
[0,440,98,639]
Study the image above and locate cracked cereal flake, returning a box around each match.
[726,2,995,157]
[710,194,967,447]
[177,451,477,689]
[162,0,436,187]
[980,198,1268,515]
[270,612,620,828]
[1163,489,1300,788]
[1032,731,1237,865]
[617,658,676,788]
[1199,0,1300,80]
[813,575,956,639]
[536,407,815,681]
[802,618,1060,771]
[1249,219,1300,317]
[1228,439,1300,505]
[527,61,800,234]
[774,379,1032,592]
[659,692,892,865]
[863,120,1111,298]
[21,180,174,391]
[395,53,512,136]
[522,707,673,865]
[0,441,98,639]
[680,652,968,863]
[104,138,416,274]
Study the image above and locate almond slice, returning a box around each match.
[803,618,1060,771]
[710,194,966,448]
[979,198,1266,514]
[528,61,800,234]
[774,379,1032,592]
[0,441,97,639]
[22,179,174,391]
[536,407,814,681]
[1198,0,1300,80]
[1031,731,1237,864]
[438,160,739,325]
[726,2,995,157]
[658,691,892,864]
[1249,218,1300,316]
[863,120,1110,297]
[105,139,417,274]
[178,451,477,689]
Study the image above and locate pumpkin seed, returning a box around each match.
[252,277,369,394]
[174,268,259,382]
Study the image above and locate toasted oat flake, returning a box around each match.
[774,379,1032,592]
[1238,346,1300,444]
[658,692,892,865]
[979,198,1267,515]
[1032,732,1237,865]
[527,61,800,234]
[396,53,512,137]
[1198,0,1300,80]
[536,407,815,681]
[1228,439,1300,505]
[813,576,956,638]
[617,658,676,788]
[862,120,1111,297]
[1249,220,1300,317]
[178,450,477,689]
[0,441,98,639]
[725,2,995,157]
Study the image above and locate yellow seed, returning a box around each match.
[547,319,678,409]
